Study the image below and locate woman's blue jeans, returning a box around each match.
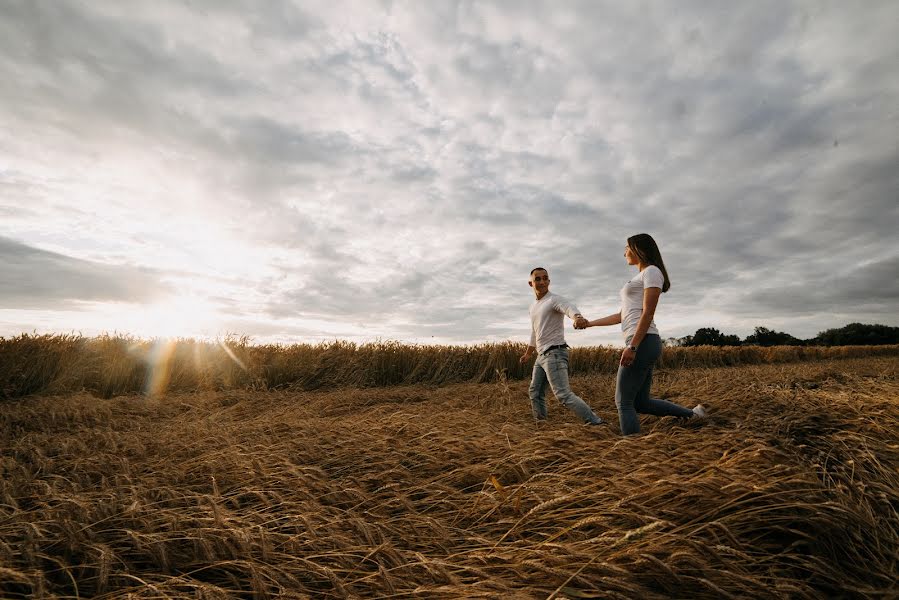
[616,334,693,435]
[530,347,602,424]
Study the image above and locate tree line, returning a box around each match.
[674,323,899,347]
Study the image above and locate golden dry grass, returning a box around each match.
[2,334,897,399]
[2,356,898,598]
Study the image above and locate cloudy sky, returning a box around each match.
[1,0,897,346]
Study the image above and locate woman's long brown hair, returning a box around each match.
[627,233,671,292]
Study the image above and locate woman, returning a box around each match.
[580,234,705,435]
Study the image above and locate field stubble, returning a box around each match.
[1,356,898,598]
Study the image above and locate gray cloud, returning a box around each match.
[740,256,899,315]
[0,1,897,342]
[223,116,360,167]
[0,236,171,308]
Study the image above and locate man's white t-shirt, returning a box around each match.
[620,265,664,339]
[529,291,581,354]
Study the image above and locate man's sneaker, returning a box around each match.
[692,404,707,418]
[586,418,605,426]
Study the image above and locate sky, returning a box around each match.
[1,0,897,347]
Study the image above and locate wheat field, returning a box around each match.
[3,334,897,399]
[1,349,898,598]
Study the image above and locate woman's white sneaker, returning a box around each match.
[692,404,707,418]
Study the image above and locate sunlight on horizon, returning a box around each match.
[119,294,224,339]
[0,296,227,341]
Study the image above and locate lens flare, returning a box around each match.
[144,338,177,397]
[218,339,247,371]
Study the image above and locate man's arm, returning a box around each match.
[520,327,537,363]
[519,344,536,363]
[553,296,588,329]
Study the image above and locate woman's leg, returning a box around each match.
[616,334,661,434]
[615,362,649,434]
[633,364,694,418]
[631,335,695,419]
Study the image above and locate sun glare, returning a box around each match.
[126,294,221,339]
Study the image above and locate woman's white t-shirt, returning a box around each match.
[620,265,664,339]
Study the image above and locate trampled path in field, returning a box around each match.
[2,357,898,598]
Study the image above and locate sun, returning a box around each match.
[128,294,221,339]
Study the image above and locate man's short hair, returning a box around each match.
[530,267,548,276]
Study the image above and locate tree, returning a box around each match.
[811,323,899,346]
[681,327,742,346]
[743,326,804,346]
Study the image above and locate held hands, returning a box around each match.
[573,315,589,330]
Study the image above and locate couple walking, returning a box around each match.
[519,233,705,435]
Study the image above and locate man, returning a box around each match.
[519,267,603,425]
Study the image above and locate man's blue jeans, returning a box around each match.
[529,347,602,424]
[616,334,693,435]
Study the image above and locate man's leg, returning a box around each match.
[544,349,602,424]
[529,356,549,421]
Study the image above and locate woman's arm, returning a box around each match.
[628,287,661,349]
[585,312,622,327]
[619,288,660,366]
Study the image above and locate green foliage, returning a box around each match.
[679,323,897,347]
[743,326,805,347]
[811,323,899,346]
[680,327,742,347]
